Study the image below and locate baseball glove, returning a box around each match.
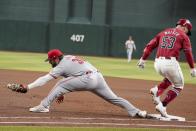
[7,83,28,93]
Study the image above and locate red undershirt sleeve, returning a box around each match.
[183,36,195,69]
[142,35,159,60]
[184,49,195,68]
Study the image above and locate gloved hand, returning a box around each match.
[137,58,146,69]
[7,83,28,93]
[190,68,196,77]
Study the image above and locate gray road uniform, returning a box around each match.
[125,40,136,62]
[28,55,143,117]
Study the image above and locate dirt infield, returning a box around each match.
[0,69,196,129]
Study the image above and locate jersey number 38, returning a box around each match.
[72,56,85,64]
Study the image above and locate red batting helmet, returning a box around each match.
[176,18,192,36]
[45,49,63,61]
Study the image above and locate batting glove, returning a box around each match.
[190,68,196,77]
[137,58,146,69]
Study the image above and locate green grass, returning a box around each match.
[0,51,195,84]
[0,126,195,131]
[0,51,50,71]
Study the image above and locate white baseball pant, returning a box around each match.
[127,48,133,62]
[154,57,184,89]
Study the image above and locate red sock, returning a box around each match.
[162,88,182,107]
[157,78,171,96]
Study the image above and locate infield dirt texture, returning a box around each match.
[0,69,196,129]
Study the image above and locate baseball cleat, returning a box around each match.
[29,105,49,113]
[150,86,161,105]
[155,102,168,117]
[135,110,147,118]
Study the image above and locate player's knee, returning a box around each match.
[173,81,184,89]
[172,87,182,96]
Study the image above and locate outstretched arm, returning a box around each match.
[137,34,159,69]
[27,74,54,90]
[7,74,54,94]
[142,36,159,60]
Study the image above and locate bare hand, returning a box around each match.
[56,95,64,104]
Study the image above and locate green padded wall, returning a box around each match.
[49,23,109,56]
[0,20,48,52]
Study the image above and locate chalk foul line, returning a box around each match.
[0,116,196,128]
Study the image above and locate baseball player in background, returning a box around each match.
[125,36,136,63]
[137,18,196,117]
[16,49,147,118]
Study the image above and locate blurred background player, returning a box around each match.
[125,36,136,63]
[22,49,147,118]
[137,18,196,117]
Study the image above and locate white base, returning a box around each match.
[147,114,185,121]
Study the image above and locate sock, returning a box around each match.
[162,88,182,107]
[157,78,172,96]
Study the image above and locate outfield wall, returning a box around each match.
[0,0,196,59]
[49,23,109,56]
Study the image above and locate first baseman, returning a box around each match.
[137,18,196,117]
[8,49,147,118]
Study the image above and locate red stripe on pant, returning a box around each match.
[157,78,172,96]
[162,88,182,107]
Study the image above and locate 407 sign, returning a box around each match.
[70,34,85,43]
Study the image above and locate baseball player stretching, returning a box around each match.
[125,36,136,63]
[23,49,146,118]
[137,18,196,117]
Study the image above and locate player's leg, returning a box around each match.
[150,78,172,105]
[92,73,146,117]
[156,86,182,117]
[129,50,133,62]
[152,59,167,105]
[127,50,130,62]
[30,87,70,112]
[128,49,133,62]
[29,78,74,112]
[161,60,184,107]
[29,75,91,113]
[162,87,182,107]
[156,59,184,117]
[157,78,172,96]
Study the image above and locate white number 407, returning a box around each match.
[70,34,85,42]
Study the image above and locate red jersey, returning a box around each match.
[142,28,195,68]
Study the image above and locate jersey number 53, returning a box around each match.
[160,36,176,49]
